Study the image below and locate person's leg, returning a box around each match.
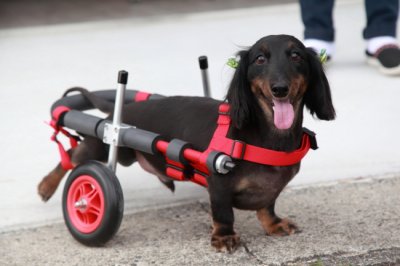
[363,0,398,40]
[300,0,336,57]
[301,0,335,41]
[364,0,400,75]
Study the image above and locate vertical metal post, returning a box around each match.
[107,70,128,171]
[198,56,211,98]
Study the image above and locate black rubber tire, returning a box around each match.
[62,161,124,246]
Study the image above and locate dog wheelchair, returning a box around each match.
[48,57,238,246]
[48,55,317,246]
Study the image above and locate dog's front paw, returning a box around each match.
[211,233,240,253]
[266,218,300,236]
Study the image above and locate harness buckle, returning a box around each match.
[303,127,318,150]
[230,140,246,160]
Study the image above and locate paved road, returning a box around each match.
[1,176,399,265]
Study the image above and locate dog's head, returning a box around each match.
[226,35,335,130]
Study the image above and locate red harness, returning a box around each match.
[162,103,317,186]
[203,103,316,167]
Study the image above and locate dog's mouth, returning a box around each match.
[252,79,300,130]
[272,99,294,130]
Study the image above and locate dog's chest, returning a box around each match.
[232,163,300,210]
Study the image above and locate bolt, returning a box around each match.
[74,199,87,210]
[224,161,236,171]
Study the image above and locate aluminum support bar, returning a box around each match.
[198,56,211,98]
[107,71,128,171]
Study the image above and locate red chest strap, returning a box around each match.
[206,103,316,166]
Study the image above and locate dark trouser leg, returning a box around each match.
[363,0,399,39]
[300,0,335,41]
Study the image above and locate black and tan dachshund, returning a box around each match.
[38,35,335,251]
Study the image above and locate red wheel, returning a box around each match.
[66,175,105,234]
[62,161,123,246]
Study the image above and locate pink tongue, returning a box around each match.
[272,99,294,130]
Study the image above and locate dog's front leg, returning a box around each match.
[256,204,299,236]
[208,176,240,252]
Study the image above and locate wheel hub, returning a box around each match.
[74,198,88,211]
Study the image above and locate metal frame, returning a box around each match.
[105,70,128,171]
[52,59,235,183]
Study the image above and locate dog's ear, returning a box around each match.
[304,48,336,120]
[226,50,256,129]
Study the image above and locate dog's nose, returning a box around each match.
[271,84,289,98]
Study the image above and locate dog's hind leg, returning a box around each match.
[38,160,69,202]
[38,137,108,202]
[156,175,175,192]
[135,152,175,192]
[256,204,300,236]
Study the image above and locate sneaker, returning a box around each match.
[366,44,400,76]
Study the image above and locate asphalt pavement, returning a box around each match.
[1,176,399,265]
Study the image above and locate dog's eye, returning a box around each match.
[255,55,266,65]
[290,52,301,62]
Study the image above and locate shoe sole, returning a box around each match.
[367,57,400,76]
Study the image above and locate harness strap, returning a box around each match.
[135,91,152,102]
[205,103,316,166]
[49,106,80,170]
[51,133,75,170]
[209,133,312,166]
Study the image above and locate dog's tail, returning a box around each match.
[63,87,114,113]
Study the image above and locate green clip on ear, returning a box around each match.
[319,49,328,64]
[227,57,239,69]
